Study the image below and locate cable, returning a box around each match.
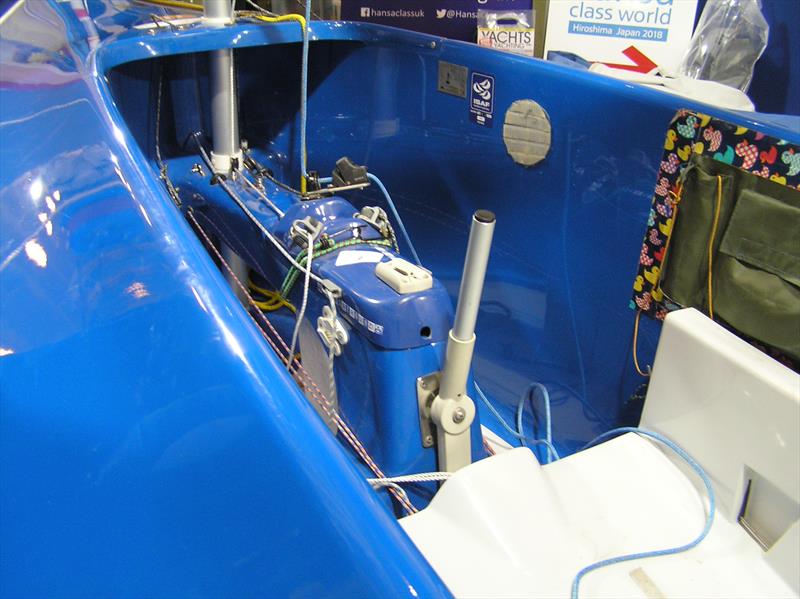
[515,383,555,463]
[370,481,413,510]
[707,175,723,319]
[300,0,310,191]
[288,228,313,371]
[185,208,416,516]
[474,382,560,462]
[238,167,285,217]
[136,0,202,12]
[249,280,296,313]
[251,11,310,191]
[319,173,422,265]
[632,309,651,377]
[153,63,181,206]
[193,133,324,285]
[242,0,278,16]
[366,173,421,265]
[571,427,716,599]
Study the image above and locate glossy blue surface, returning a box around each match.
[271,197,454,349]
[3,0,799,596]
[0,2,450,597]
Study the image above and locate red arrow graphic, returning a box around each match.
[602,45,659,73]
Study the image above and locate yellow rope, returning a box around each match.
[253,13,307,28]
[707,175,723,319]
[632,309,650,377]
[135,0,202,11]
[253,14,308,193]
[137,5,310,192]
[249,281,297,313]
[653,183,682,301]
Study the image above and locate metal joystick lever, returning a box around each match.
[417,210,495,472]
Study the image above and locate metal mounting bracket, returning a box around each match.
[416,372,440,448]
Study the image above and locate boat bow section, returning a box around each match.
[0,2,450,597]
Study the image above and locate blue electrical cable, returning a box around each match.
[515,383,554,463]
[474,382,560,462]
[570,427,716,599]
[366,173,422,266]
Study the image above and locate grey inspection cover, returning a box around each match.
[503,100,551,167]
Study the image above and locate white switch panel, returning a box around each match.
[375,258,432,294]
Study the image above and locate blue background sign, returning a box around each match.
[469,72,494,127]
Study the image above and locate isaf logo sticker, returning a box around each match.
[469,72,494,127]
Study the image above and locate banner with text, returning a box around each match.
[341,0,532,42]
[543,0,698,74]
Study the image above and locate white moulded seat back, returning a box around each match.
[401,308,799,598]
[641,307,800,592]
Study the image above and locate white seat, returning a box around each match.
[401,308,799,598]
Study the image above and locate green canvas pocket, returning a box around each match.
[714,188,800,360]
[659,155,800,360]
[659,159,735,308]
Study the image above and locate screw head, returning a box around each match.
[424,435,433,445]
[452,407,466,424]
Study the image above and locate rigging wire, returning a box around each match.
[238,165,285,217]
[288,228,314,372]
[242,148,305,197]
[192,132,324,285]
[144,3,416,516]
[154,62,181,206]
[184,207,417,515]
[247,9,310,191]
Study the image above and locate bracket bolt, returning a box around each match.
[452,407,466,424]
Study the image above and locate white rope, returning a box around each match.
[368,472,452,486]
[288,228,313,371]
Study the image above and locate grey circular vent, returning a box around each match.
[503,100,551,167]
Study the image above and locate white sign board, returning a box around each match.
[544,0,698,74]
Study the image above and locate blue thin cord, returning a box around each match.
[366,173,422,266]
[299,0,310,181]
[319,173,422,266]
[515,383,554,463]
[571,427,716,599]
[475,382,560,462]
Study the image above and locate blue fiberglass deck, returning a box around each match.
[2,1,799,597]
